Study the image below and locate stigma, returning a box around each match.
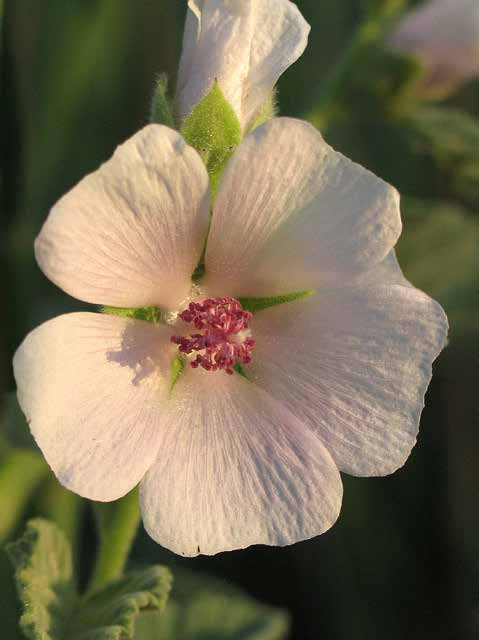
[171,297,255,374]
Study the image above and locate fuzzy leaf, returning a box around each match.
[7,519,172,640]
[181,82,242,195]
[134,569,289,640]
[170,355,185,391]
[71,567,172,640]
[7,519,77,640]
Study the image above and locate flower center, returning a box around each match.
[171,297,255,375]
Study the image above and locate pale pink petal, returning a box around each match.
[241,0,310,130]
[348,249,411,288]
[249,284,448,476]
[13,313,176,501]
[35,125,210,310]
[140,368,342,556]
[176,0,309,130]
[204,118,402,298]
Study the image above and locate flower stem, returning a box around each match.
[0,449,48,543]
[87,487,140,595]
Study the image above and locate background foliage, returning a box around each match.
[1,1,479,638]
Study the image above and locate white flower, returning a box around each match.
[175,0,310,129]
[13,119,448,556]
[389,0,479,97]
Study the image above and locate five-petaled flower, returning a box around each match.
[14,118,448,556]
[389,0,479,98]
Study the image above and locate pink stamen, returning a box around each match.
[171,297,255,374]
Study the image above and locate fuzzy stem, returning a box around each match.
[87,488,140,595]
[0,450,48,543]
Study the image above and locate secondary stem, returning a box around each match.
[87,487,141,595]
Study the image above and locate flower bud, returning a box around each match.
[175,0,310,131]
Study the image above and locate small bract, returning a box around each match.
[175,0,310,129]
[389,0,479,98]
[14,119,448,556]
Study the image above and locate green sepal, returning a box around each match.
[181,81,242,196]
[150,74,175,128]
[135,569,289,640]
[248,91,277,132]
[233,362,249,379]
[7,519,172,640]
[170,355,186,391]
[239,290,314,314]
[101,306,163,324]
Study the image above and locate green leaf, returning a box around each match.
[134,569,289,640]
[71,567,172,640]
[7,519,172,640]
[7,519,77,640]
[150,74,175,128]
[181,82,242,195]
[239,290,314,314]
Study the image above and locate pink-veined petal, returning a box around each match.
[249,283,448,476]
[204,118,402,297]
[13,313,176,501]
[35,125,210,310]
[140,368,342,556]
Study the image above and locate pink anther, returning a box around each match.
[171,297,255,374]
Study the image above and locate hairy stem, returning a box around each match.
[87,488,140,595]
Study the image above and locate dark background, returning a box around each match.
[2,1,479,638]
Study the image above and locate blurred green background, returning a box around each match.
[1,1,479,638]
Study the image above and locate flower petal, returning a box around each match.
[349,249,411,288]
[140,368,342,556]
[242,0,310,129]
[249,284,448,476]
[13,313,176,501]
[35,125,210,310]
[176,0,309,130]
[204,118,402,297]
